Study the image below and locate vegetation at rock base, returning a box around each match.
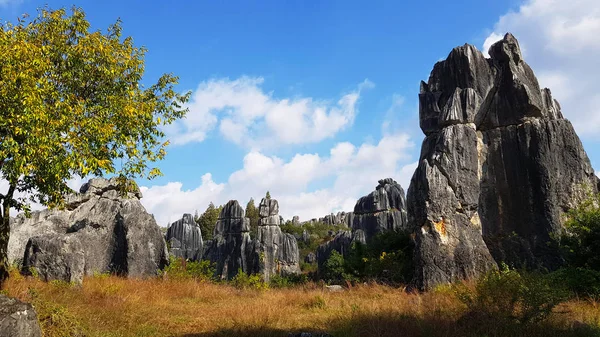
[0,6,189,284]
[195,202,222,241]
[3,266,600,337]
[320,230,414,285]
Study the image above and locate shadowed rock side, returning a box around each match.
[204,200,256,280]
[408,33,599,290]
[166,214,203,261]
[256,198,300,282]
[0,294,42,337]
[352,178,409,243]
[12,177,168,284]
[316,178,409,271]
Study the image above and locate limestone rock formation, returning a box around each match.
[12,177,168,283]
[316,178,409,272]
[0,295,42,337]
[408,33,599,290]
[166,214,203,261]
[352,178,408,243]
[204,200,255,280]
[256,197,300,281]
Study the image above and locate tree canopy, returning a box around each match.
[0,6,190,282]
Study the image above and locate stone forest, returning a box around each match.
[2,33,600,337]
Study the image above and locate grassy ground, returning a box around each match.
[3,269,600,337]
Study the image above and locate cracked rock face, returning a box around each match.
[408,33,599,290]
[255,198,300,282]
[166,214,203,261]
[10,177,168,283]
[204,200,256,280]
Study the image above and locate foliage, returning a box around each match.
[0,6,189,212]
[196,202,221,241]
[245,198,259,239]
[265,191,271,199]
[269,273,308,288]
[560,192,600,270]
[160,256,215,281]
[280,220,340,274]
[0,6,189,283]
[322,250,347,284]
[454,265,568,324]
[549,267,600,298]
[320,230,413,285]
[230,268,269,290]
[344,231,414,284]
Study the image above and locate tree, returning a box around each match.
[265,191,271,199]
[245,198,259,238]
[197,202,221,241]
[0,7,190,283]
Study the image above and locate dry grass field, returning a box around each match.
[3,268,600,337]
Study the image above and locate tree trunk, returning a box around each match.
[0,204,10,286]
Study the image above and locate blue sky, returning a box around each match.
[2,0,599,225]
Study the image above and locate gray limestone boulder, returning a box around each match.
[22,234,85,284]
[13,177,168,283]
[408,33,599,290]
[166,213,203,261]
[316,231,353,272]
[0,295,42,337]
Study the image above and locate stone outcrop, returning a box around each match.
[166,214,203,261]
[352,178,409,243]
[316,178,409,271]
[255,198,300,282]
[408,33,599,290]
[11,177,168,283]
[0,295,42,337]
[204,200,255,280]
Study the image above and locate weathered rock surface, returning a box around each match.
[0,295,42,337]
[352,178,409,243]
[12,177,168,283]
[316,178,409,273]
[23,234,85,284]
[204,200,256,280]
[166,214,203,261]
[256,198,300,282]
[408,33,599,290]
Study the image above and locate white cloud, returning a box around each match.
[167,77,372,148]
[139,133,416,226]
[483,0,600,135]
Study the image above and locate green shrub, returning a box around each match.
[560,192,600,270]
[322,250,346,284]
[455,265,568,324]
[549,267,600,298]
[230,268,269,290]
[160,256,215,281]
[269,273,308,288]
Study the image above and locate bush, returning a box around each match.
[560,192,600,270]
[549,267,600,298]
[455,265,568,324]
[269,273,308,288]
[322,250,346,284]
[160,256,215,281]
[230,269,269,290]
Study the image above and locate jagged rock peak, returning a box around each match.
[354,178,407,214]
[219,200,245,219]
[166,213,203,261]
[79,177,142,199]
[259,197,279,217]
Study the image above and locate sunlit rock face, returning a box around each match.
[12,177,168,284]
[166,213,203,261]
[408,33,599,290]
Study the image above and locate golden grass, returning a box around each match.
[3,270,600,337]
